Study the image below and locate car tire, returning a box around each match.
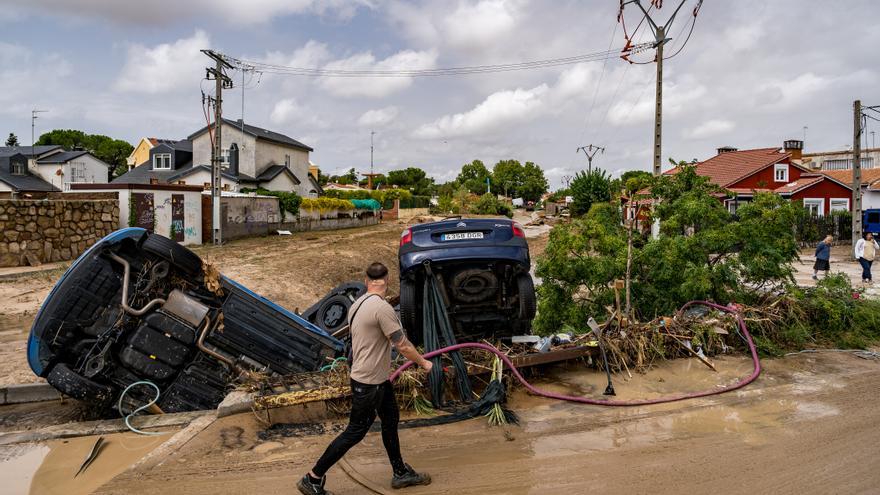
[517,273,537,320]
[46,362,115,407]
[316,294,353,334]
[142,233,203,277]
[399,278,421,344]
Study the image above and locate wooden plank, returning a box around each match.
[509,345,597,368]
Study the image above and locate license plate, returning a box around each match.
[442,232,484,241]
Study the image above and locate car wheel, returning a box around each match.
[46,362,115,407]
[142,233,203,277]
[399,278,421,344]
[517,273,537,320]
[316,294,353,333]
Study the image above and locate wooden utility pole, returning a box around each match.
[202,50,233,246]
[853,99,863,246]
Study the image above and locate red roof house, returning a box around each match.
[665,142,852,216]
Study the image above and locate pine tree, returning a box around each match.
[5,133,19,146]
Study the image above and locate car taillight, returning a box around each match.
[512,223,525,238]
[400,228,413,246]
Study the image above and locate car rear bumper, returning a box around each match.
[400,246,529,275]
[27,227,148,376]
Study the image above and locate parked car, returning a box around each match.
[27,228,344,413]
[398,217,536,344]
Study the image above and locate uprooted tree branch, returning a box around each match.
[533,164,880,359]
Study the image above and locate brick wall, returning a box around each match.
[0,200,119,267]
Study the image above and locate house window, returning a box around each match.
[285,154,290,167]
[803,198,824,216]
[830,198,849,212]
[774,164,788,182]
[70,164,86,182]
[153,153,171,170]
[727,199,748,214]
[10,162,25,175]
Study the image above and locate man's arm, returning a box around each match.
[389,330,433,372]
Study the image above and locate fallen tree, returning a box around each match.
[534,164,880,355]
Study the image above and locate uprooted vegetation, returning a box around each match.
[534,164,880,362]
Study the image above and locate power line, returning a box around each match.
[218,44,653,78]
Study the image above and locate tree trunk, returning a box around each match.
[625,199,634,318]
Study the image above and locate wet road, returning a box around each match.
[88,351,880,495]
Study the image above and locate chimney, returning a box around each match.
[783,139,803,160]
[717,146,738,154]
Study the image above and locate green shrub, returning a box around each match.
[301,197,355,212]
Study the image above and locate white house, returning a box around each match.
[34,151,112,191]
[115,120,321,197]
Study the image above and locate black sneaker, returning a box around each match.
[391,464,431,489]
[297,474,333,495]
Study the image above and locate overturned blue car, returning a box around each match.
[27,228,344,412]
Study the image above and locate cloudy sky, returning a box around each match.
[1,0,877,187]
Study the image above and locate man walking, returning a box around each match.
[298,262,433,495]
[855,232,880,284]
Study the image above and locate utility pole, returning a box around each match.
[853,100,863,247]
[576,144,605,173]
[202,50,233,246]
[31,109,47,161]
[620,0,698,176]
[370,130,375,190]
[562,174,573,188]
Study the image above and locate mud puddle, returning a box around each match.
[0,431,173,495]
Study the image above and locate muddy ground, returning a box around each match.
[0,217,549,386]
[84,350,880,495]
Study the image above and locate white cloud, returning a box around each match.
[413,84,548,139]
[684,119,736,139]
[443,0,520,49]
[318,49,437,98]
[358,106,399,127]
[7,0,375,25]
[114,30,209,94]
[270,98,328,128]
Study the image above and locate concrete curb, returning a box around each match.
[216,390,254,418]
[0,262,69,280]
[0,410,210,446]
[0,383,61,405]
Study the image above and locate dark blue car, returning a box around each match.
[27,228,343,412]
[398,217,536,343]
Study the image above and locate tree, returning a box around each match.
[331,168,359,185]
[519,161,549,202]
[491,160,524,197]
[569,168,611,216]
[5,133,19,146]
[36,129,133,177]
[534,164,802,334]
[456,160,492,194]
[387,167,434,196]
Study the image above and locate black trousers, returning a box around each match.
[312,379,404,477]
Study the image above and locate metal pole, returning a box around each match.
[653,25,665,177]
[853,100,862,247]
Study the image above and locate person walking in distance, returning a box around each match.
[813,235,833,281]
[298,262,433,495]
[855,232,880,284]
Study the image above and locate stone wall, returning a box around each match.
[0,200,119,267]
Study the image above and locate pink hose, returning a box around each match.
[390,301,762,406]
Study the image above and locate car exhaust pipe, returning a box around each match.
[107,252,166,316]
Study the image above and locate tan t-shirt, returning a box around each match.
[348,293,402,385]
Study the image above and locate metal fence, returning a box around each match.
[795,211,852,247]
